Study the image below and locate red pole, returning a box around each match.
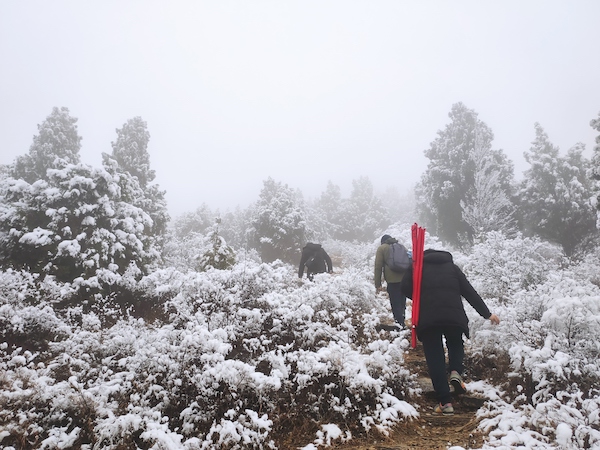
[411,223,425,349]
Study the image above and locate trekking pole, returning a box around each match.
[411,223,425,349]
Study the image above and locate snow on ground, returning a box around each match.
[1,231,599,449]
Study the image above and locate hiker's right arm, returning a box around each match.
[298,252,307,278]
[400,266,413,299]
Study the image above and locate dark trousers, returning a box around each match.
[419,326,464,405]
[386,282,406,325]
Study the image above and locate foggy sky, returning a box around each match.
[1,1,600,217]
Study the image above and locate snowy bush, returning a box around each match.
[0,163,160,283]
[2,228,600,449]
[460,231,563,300]
[467,255,600,449]
[0,239,419,449]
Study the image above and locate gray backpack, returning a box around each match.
[385,243,411,272]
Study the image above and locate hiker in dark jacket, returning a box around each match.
[374,234,407,328]
[298,243,333,280]
[401,249,500,415]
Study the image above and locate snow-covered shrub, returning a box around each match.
[468,262,600,449]
[320,239,371,269]
[0,303,71,352]
[163,229,208,272]
[0,242,423,449]
[0,268,75,306]
[201,409,276,449]
[0,163,160,283]
[575,251,600,288]
[193,225,236,272]
[320,222,445,272]
[164,264,416,442]
[11,225,600,449]
[461,231,563,300]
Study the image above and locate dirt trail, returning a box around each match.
[335,336,488,450]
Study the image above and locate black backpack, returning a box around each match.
[304,243,324,272]
[305,254,319,271]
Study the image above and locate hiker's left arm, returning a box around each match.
[324,252,333,273]
[456,266,491,319]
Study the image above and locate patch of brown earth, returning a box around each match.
[331,339,488,450]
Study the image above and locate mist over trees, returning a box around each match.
[416,102,515,248]
[516,124,597,256]
[12,106,82,183]
[2,105,600,449]
[1,103,599,280]
[163,101,599,268]
[415,102,598,256]
[590,111,600,228]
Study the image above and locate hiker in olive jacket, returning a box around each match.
[401,249,500,415]
[374,234,407,327]
[298,243,333,280]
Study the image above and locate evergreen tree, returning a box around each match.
[0,163,159,282]
[110,117,154,188]
[339,176,388,242]
[308,181,345,241]
[590,112,600,229]
[102,117,169,247]
[196,219,236,271]
[13,107,81,183]
[517,124,597,256]
[416,102,512,247]
[461,128,516,240]
[251,177,307,263]
[172,204,215,239]
[0,112,169,283]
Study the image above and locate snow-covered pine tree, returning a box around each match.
[102,117,169,251]
[517,123,597,257]
[0,111,167,284]
[110,116,154,188]
[250,177,307,263]
[461,126,516,241]
[417,102,509,247]
[196,219,236,271]
[0,162,157,281]
[338,176,388,242]
[590,112,600,229]
[12,107,82,183]
[305,181,344,242]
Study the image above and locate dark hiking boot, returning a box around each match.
[375,323,402,332]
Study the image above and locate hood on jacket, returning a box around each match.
[304,242,322,251]
[381,235,398,245]
[423,249,453,264]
